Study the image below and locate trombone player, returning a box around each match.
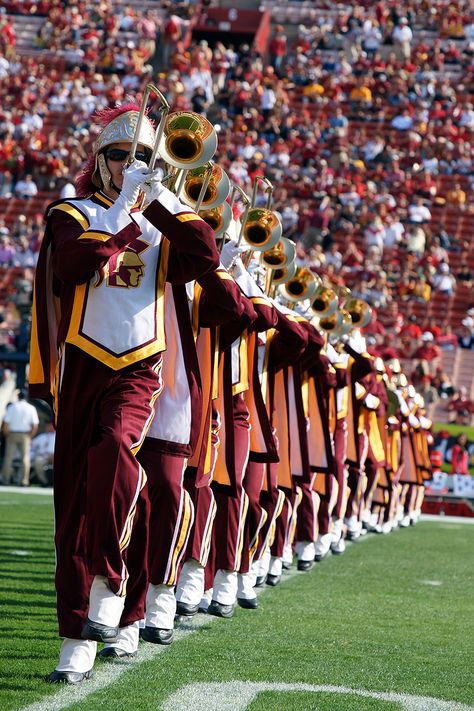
[29,99,219,683]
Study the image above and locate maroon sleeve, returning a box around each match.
[248,298,279,333]
[143,201,219,284]
[50,210,141,284]
[298,321,324,371]
[198,270,251,327]
[344,344,374,381]
[269,311,309,371]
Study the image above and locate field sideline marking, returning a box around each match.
[162,681,474,711]
[3,489,474,525]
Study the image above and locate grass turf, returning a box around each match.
[0,492,473,711]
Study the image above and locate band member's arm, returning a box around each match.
[50,209,143,284]
[143,188,219,283]
[269,310,309,371]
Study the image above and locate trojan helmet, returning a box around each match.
[90,104,156,190]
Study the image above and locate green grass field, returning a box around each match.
[1,491,474,711]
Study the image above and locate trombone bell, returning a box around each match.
[181,164,230,210]
[310,286,338,318]
[158,112,218,170]
[199,201,232,237]
[280,267,318,302]
[271,260,297,286]
[344,298,372,328]
[260,238,296,270]
[241,208,282,252]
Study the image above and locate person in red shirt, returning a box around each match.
[450,434,470,475]
[268,25,287,77]
[405,315,423,340]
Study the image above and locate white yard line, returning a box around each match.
[162,681,474,711]
[1,486,53,496]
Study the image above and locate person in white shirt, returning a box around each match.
[392,17,413,60]
[14,174,38,199]
[1,391,39,486]
[408,197,431,224]
[391,110,413,131]
[30,423,55,486]
[383,214,405,248]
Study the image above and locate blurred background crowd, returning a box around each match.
[1,0,474,484]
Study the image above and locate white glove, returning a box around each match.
[220,239,246,269]
[141,167,167,203]
[116,160,152,211]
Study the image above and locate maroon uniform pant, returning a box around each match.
[209,395,251,576]
[318,474,338,535]
[137,447,193,587]
[295,472,319,543]
[333,424,348,519]
[53,344,162,639]
[239,461,267,574]
[184,474,216,567]
[346,432,368,519]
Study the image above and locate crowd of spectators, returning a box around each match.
[1,0,474,391]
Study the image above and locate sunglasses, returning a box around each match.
[105,148,150,163]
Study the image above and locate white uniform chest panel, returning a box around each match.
[148,283,192,443]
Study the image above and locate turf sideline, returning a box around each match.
[162,681,474,711]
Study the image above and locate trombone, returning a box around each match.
[238,176,282,265]
[128,83,218,188]
[279,266,319,303]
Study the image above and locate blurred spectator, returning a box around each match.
[432,262,456,295]
[14,174,38,199]
[450,433,470,475]
[392,17,413,61]
[30,422,55,487]
[1,390,39,486]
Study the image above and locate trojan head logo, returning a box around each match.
[94,239,150,289]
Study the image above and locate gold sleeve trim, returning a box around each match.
[50,203,90,231]
[177,212,204,223]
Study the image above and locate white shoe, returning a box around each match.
[331,537,346,555]
[381,521,392,535]
[145,584,176,630]
[314,533,332,560]
[237,572,257,601]
[176,559,205,607]
[199,588,213,613]
[268,556,282,577]
[88,575,125,627]
[399,515,411,528]
[101,621,139,655]
[296,540,315,563]
[213,569,238,606]
[55,638,97,673]
[344,515,361,539]
[330,519,343,544]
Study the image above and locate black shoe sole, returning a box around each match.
[46,670,93,684]
[237,597,259,610]
[140,627,173,645]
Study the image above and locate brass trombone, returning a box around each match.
[310,285,338,318]
[343,298,373,329]
[128,84,218,179]
[179,162,230,211]
[279,267,319,303]
[239,176,282,258]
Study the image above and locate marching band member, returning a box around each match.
[29,103,219,683]
[204,251,278,617]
